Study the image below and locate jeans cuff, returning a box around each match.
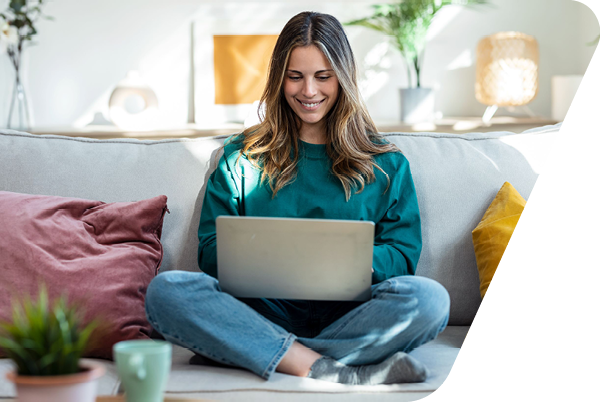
[261,332,297,380]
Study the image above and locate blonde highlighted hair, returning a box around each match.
[239,11,399,200]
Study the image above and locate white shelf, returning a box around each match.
[27,117,558,140]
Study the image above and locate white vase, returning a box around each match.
[7,61,32,131]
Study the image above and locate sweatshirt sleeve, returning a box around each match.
[197,148,241,278]
[372,154,422,283]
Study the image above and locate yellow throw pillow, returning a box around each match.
[472,182,526,298]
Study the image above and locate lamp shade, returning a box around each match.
[475,32,539,107]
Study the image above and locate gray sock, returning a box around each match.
[307,352,428,385]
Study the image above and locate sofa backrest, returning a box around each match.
[384,125,558,324]
[0,125,559,325]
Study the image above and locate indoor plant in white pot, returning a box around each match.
[346,0,488,124]
[0,286,104,402]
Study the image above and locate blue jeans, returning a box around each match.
[145,271,450,380]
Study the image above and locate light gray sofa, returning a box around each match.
[0,123,559,401]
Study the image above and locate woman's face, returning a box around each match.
[283,45,339,136]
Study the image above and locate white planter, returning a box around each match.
[400,87,435,124]
[6,360,105,402]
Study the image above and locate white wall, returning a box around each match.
[0,0,597,128]
[577,0,599,71]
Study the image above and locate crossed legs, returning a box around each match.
[144,271,450,381]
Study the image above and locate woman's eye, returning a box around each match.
[288,76,301,81]
[317,76,331,81]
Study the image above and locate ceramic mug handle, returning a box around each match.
[129,353,147,380]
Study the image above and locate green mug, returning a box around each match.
[113,339,172,402]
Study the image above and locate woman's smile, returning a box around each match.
[296,98,325,110]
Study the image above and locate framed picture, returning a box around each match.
[192,2,376,127]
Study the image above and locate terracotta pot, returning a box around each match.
[6,359,105,402]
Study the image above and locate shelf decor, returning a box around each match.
[108,71,159,131]
[476,31,539,123]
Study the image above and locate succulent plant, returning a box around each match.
[0,285,97,376]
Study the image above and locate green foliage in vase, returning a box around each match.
[0,285,97,376]
[345,0,489,88]
[1,0,53,71]
[1,0,53,41]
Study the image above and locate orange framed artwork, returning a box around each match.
[213,35,279,105]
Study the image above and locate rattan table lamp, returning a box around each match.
[475,32,539,123]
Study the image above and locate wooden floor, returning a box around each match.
[28,117,558,141]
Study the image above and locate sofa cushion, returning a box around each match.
[143,327,466,399]
[0,191,168,359]
[472,182,526,298]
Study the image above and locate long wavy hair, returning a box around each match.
[239,11,399,200]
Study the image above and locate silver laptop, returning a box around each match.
[216,216,374,301]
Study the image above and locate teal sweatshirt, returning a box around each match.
[197,135,422,284]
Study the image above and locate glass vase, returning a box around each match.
[7,69,32,131]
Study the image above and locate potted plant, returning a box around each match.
[0,286,104,402]
[346,0,488,124]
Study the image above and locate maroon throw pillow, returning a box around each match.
[0,191,168,359]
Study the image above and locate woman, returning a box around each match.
[145,11,450,385]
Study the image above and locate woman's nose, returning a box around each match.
[302,78,317,98]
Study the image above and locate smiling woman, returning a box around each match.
[238,11,401,201]
[144,11,450,387]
